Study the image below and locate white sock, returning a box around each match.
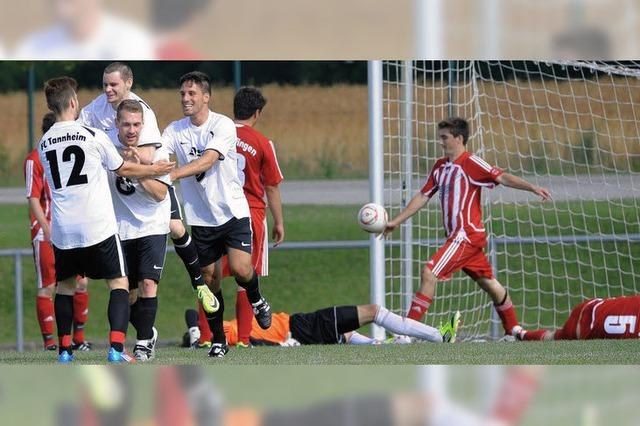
[188,326,201,345]
[347,331,379,345]
[374,306,443,343]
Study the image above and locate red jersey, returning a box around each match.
[235,124,284,209]
[576,296,640,339]
[24,149,52,240]
[420,151,503,247]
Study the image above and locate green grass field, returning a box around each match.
[1,201,639,364]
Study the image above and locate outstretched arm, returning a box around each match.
[496,173,551,201]
[169,150,220,182]
[383,191,430,236]
[115,160,174,179]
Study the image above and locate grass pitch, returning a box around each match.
[1,339,639,365]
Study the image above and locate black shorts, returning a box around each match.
[289,306,360,345]
[121,234,167,289]
[169,186,182,221]
[53,234,128,282]
[191,217,252,267]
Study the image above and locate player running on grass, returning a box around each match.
[184,305,461,347]
[383,117,551,337]
[39,76,174,363]
[515,295,640,341]
[162,71,272,358]
[78,62,218,316]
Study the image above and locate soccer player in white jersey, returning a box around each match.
[383,117,551,338]
[107,100,172,362]
[78,62,218,316]
[162,71,272,358]
[38,76,174,363]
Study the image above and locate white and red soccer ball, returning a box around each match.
[357,203,388,233]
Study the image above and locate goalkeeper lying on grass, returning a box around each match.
[183,304,461,347]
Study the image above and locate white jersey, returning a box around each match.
[12,13,153,60]
[78,92,161,148]
[106,130,171,241]
[38,121,123,249]
[161,111,249,226]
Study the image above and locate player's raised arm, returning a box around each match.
[495,173,551,201]
[383,191,430,237]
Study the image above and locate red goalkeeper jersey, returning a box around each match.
[23,149,52,240]
[573,296,640,339]
[235,124,283,210]
[420,151,503,248]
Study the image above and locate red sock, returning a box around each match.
[521,329,549,341]
[73,290,89,343]
[495,300,519,334]
[198,304,212,344]
[490,368,540,425]
[407,292,432,321]
[36,295,56,347]
[236,289,253,345]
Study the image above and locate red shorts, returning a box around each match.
[222,208,269,278]
[426,239,494,281]
[32,237,56,289]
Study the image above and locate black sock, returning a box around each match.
[129,300,141,332]
[54,294,74,353]
[206,291,226,344]
[135,297,158,340]
[235,271,261,304]
[108,289,130,351]
[172,231,204,289]
[185,309,198,328]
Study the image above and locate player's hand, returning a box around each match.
[42,223,52,243]
[534,186,551,201]
[272,224,285,247]
[151,160,175,176]
[381,220,399,239]
[122,147,141,163]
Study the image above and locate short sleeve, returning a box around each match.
[262,139,284,186]
[160,126,176,156]
[205,117,236,159]
[466,155,503,187]
[95,131,125,171]
[420,163,440,198]
[24,157,44,198]
[77,105,93,127]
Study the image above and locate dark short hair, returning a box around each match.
[179,71,211,95]
[438,117,470,145]
[44,77,78,115]
[41,112,56,134]
[234,86,267,120]
[104,62,133,82]
[116,99,144,121]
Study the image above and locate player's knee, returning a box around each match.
[139,279,158,297]
[169,219,186,239]
[230,263,253,282]
[38,286,55,299]
[75,276,89,291]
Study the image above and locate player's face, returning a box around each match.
[116,111,144,147]
[103,72,132,105]
[438,128,463,156]
[180,81,210,117]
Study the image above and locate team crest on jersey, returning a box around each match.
[116,176,136,195]
[188,147,206,182]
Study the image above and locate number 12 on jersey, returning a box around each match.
[45,146,89,189]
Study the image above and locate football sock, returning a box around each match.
[135,297,158,340]
[129,300,141,334]
[197,304,213,343]
[375,306,442,342]
[235,271,261,304]
[36,295,55,347]
[495,297,519,335]
[206,290,226,344]
[185,308,198,328]
[407,292,432,321]
[72,289,89,343]
[54,294,74,353]
[490,368,540,425]
[347,331,378,345]
[172,232,204,289]
[108,289,129,352]
[236,289,253,345]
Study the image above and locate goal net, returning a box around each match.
[381,60,640,340]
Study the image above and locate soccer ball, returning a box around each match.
[357,203,388,233]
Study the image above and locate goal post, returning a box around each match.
[371,60,640,340]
